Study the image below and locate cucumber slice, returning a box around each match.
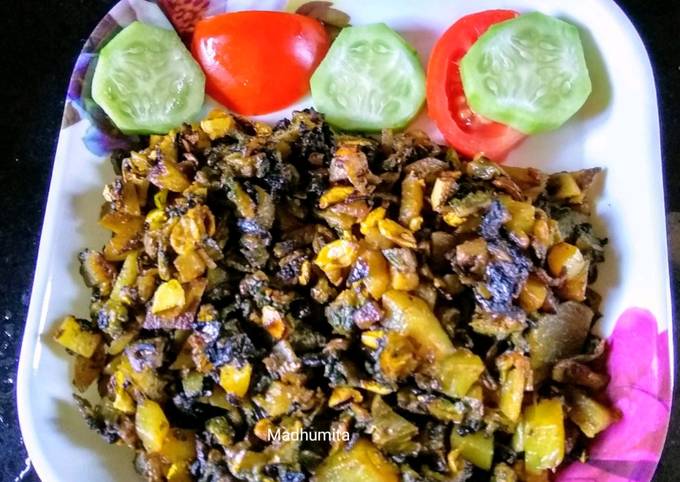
[460,12,591,134]
[310,23,425,131]
[92,22,205,135]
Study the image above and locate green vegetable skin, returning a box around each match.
[310,23,425,131]
[460,12,591,134]
[92,22,205,134]
[451,430,494,470]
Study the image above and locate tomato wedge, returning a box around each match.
[192,11,329,115]
[427,10,525,161]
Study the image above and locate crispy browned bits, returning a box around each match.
[54,109,614,481]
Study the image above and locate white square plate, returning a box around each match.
[18,1,673,481]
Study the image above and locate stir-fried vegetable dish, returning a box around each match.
[54,108,614,481]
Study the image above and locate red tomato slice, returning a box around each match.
[427,10,526,161]
[192,11,329,115]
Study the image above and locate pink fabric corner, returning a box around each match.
[559,308,671,482]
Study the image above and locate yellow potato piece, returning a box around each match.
[377,219,417,249]
[518,275,548,313]
[360,207,386,235]
[524,399,565,473]
[152,279,185,314]
[160,428,196,464]
[547,242,585,278]
[219,362,252,398]
[319,186,355,209]
[53,315,102,359]
[315,439,399,482]
[136,399,170,453]
[200,110,235,140]
[360,249,391,299]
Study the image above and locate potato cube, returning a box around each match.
[54,315,102,358]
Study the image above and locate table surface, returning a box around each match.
[1,0,678,480]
